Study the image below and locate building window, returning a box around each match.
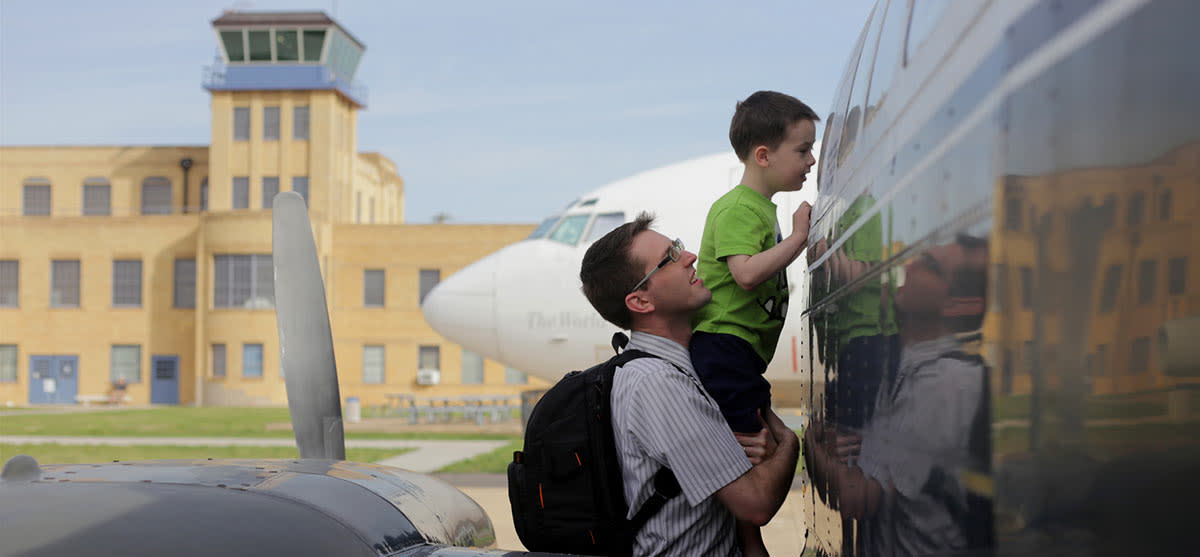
[221,30,245,62]
[112,259,142,307]
[1022,340,1037,373]
[0,345,16,383]
[1005,197,1022,231]
[275,29,299,61]
[355,191,362,223]
[212,344,226,377]
[214,254,274,308]
[462,349,484,384]
[1019,267,1033,309]
[263,106,280,140]
[1099,264,1122,313]
[1091,344,1109,377]
[505,367,527,385]
[248,30,271,61]
[111,345,141,383]
[364,269,385,307]
[233,107,250,140]
[1168,257,1186,296]
[292,176,309,205]
[23,179,51,216]
[1127,191,1145,226]
[369,199,375,224]
[51,260,80,307]
[1160,190,1172,221]
[1128,337,1150,374]
[303,30,325,62]
[294,106,310,139]
[1138,260,1157,305]
[83,178,111,216]
[233,177,249,209]
[200,178,209,212]
[419,269,440,305]
[992,264,1008,310]
[418,345,440,372]
[140,177,172,215]
[262,177,279,209]
[363,345,385,384]
[243,343,264,378]
[174,258,196,309]
[0,260,17,307]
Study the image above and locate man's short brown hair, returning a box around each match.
[580,213,655,330]
[729,90,820,161]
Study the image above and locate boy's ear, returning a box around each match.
[753,145,771,168]
[625,291,655,316]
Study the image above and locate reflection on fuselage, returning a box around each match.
[803,0,1200,555]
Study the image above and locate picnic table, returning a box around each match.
[382,393,519,424]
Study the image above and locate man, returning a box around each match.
[805,236,992,555]
[579,213,799,556]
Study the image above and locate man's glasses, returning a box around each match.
[629,238,684,293]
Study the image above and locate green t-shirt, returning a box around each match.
[692,185,788,364]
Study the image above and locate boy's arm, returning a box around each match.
[727,202,812,290]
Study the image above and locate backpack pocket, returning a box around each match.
[508,453,535,550]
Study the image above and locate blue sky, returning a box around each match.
[0,0,873,223]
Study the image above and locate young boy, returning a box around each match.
[692,90,817,555]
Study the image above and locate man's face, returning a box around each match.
[629,230,711,315]
[895,243,962,314]
[766,119,817,192]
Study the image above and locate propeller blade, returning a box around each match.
[272,191,345,460]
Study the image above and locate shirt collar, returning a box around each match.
[626,331,696,375]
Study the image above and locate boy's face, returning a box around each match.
[763,119,817,192]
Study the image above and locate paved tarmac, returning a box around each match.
[438,473,812,555]
[0,435,506,473]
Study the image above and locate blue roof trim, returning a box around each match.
[203,64,367,107]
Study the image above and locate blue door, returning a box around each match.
[150,355,179,404]
[28,356,79,404]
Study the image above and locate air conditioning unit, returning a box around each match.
[416,368,441,385]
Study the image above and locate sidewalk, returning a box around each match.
[0,435,505,473]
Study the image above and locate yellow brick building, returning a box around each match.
[0,11,546,406]
[983,140,1200,397]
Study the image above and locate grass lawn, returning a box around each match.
[0,407,517,440]
[0,443,413,464]
[439,440,522,474]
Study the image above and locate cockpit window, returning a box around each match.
[584,212,625,244]
[528,216,560,239]
[578,199,597,207]
[547,214,591,245]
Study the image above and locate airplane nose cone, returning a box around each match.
[421,256,501,360]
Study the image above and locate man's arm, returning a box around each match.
[715,409,800,526]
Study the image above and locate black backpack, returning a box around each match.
[508,334,680,557]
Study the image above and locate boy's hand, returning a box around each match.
[734,410,779,465]
[791,202,813,242]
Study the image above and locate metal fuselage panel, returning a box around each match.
[804,0,1200,555]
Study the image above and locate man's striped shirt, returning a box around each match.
[612,331,752,556]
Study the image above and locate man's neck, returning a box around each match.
[633,316,693,348]
[738,169,778,200]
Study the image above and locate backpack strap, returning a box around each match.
[628,467,681,534]
[606,338,686,535]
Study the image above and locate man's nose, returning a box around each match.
[684,251,698,265]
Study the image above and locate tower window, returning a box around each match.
[263,107,280,140]
[275,30,299,61]
[233,108,250,141]
[248,30,271,61]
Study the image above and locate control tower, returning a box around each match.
[203,11,370,222]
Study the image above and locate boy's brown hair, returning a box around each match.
[579,212,655,330]
[729,90,820,161]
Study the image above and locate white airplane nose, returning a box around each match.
[421,257,501,360]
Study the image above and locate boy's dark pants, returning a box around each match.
[690,331,771,433]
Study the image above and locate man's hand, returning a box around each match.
[734,411,779,465]
[791,202,813,245]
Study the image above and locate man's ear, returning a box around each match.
[753,145,771,168]
[626,291,655,316]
